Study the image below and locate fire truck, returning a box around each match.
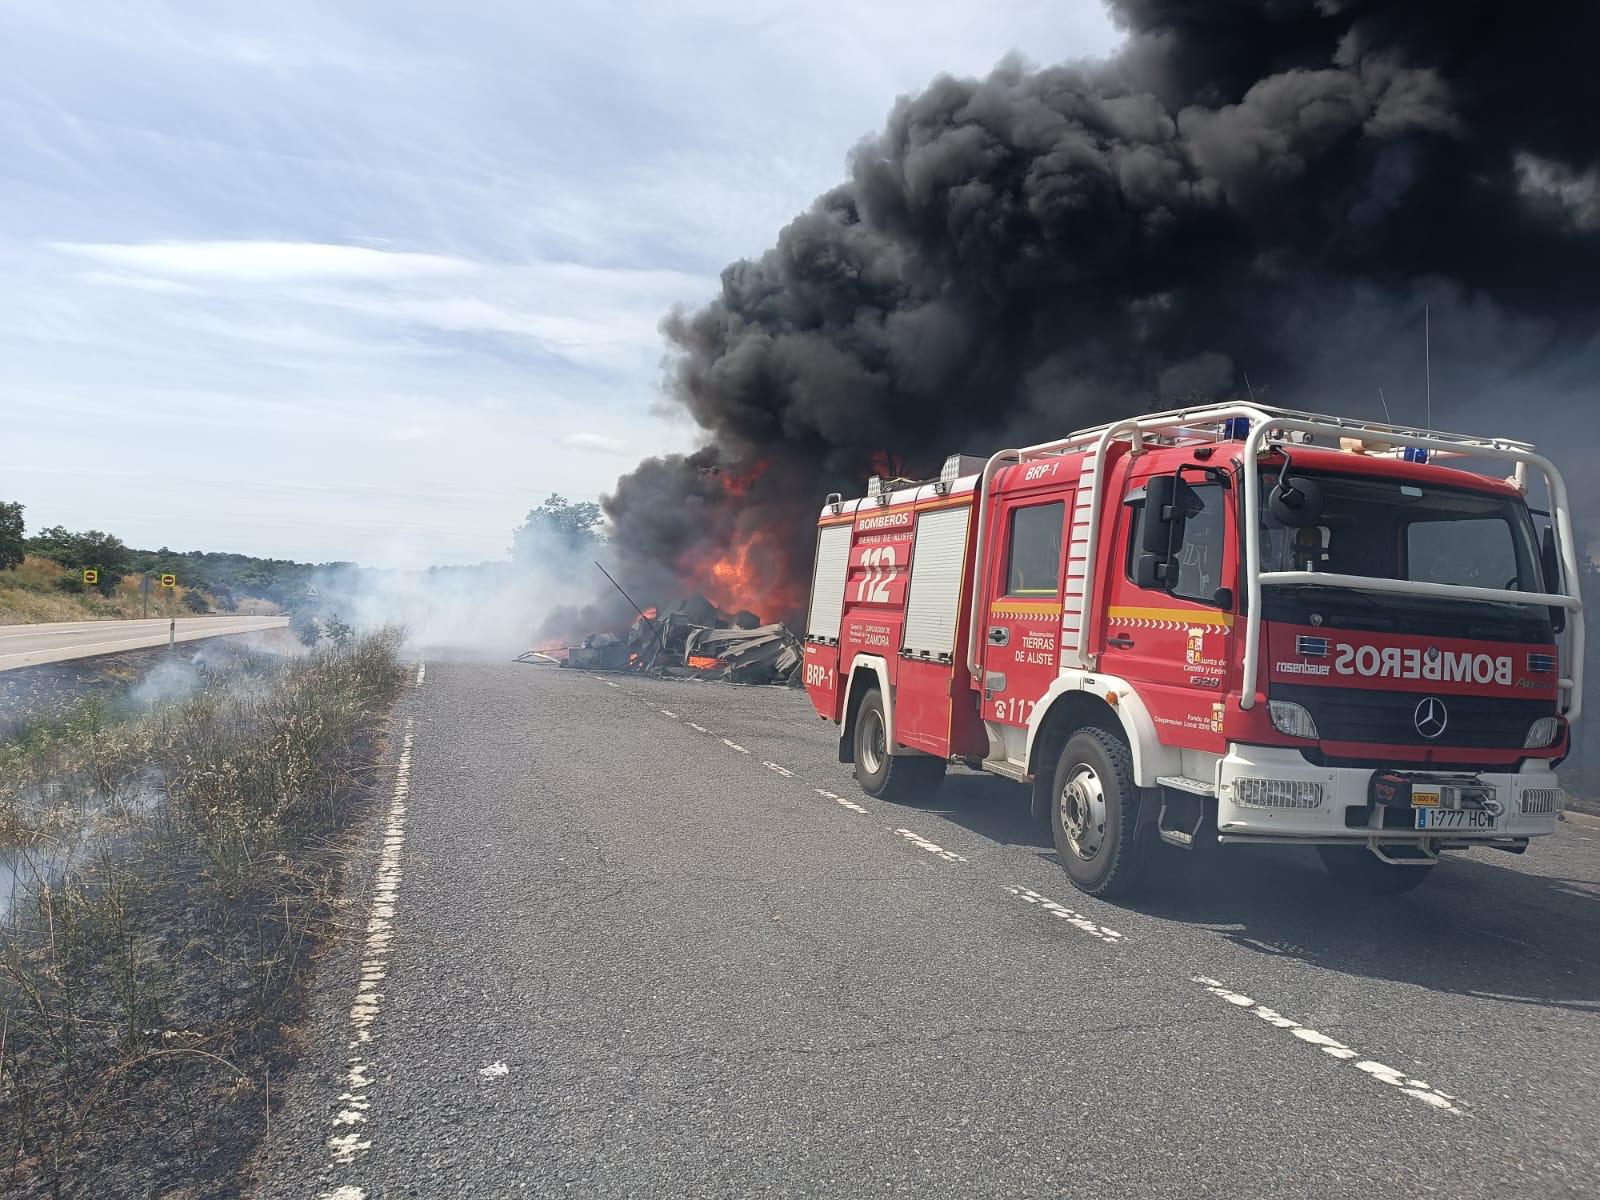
[801,404,1584,897]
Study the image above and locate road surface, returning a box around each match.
[258,660,1600,1199]
[0,615,289,671]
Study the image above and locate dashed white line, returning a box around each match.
[762,761,795,778]
[1005,885,1123,944]
[414,662,426,686]
[659,709,678,719]
[317,719,415,1198]
[479,1061,510,1079]
[687,722,710,733]
[603,680,620,688]
[895,827,968,863]
[815,788,868,814]
[1191,976,1463,1114]
[721,738,750,754]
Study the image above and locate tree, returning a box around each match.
[323,613,353,648]
[290,611,321,647]
[28,526,133,595]
[182,588,209,613]
[0,501,23,571]
[511,494,603,563]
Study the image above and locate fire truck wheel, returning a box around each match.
[1315,846,1433,895]
[852,688,945,803]
[1051,728,1145,898]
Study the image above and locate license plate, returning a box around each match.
[1412,789,1440,807]
[1415,808,1497,832]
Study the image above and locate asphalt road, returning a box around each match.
[257,659,1600,1199]
[0,614,289,671]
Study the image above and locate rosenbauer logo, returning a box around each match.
[1330,643,1513,686]
[856,511,913,532]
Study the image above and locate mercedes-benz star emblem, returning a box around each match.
[1414,696,1449,740]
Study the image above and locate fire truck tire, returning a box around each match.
[852,688,945,803]
[1315,846,1433,895]
[1051,728,1146,898]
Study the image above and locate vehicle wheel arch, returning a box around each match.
[1025,674,1176,790]
[839,655,893,764]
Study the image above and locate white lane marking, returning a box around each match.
[1005,885,1123,944]
[762,761,795,778]
[1191,977,1463,1114]
[414,662,426,686]
[659,709,678,719]
[687,722,709,733]
[603,680,620,688]
[721,738,750,753]
[479,1061,510,1078]
[317,719,414,1195]
[815,788,867,814]
[895,827,968,864]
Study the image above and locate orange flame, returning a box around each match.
[687,655,720,670]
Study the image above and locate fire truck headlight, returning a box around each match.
[1234,778,1325,809]
[1523,716,1562,749]
[1268,700,1319,740]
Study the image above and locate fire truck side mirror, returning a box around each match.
[1540,524,1566,632]
[1268,475,1324,528]
[1135,474,1191,591]
[1140,475,1190,553]
[1540,525,1560,591]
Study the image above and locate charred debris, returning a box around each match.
[519,593,804,686]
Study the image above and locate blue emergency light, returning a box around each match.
[1222,417,1250,441]
[1403,446,1429,463]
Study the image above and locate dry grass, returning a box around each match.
[0,630,407,1197]
[0,558,212,625]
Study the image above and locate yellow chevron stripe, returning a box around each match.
[991,599,1063,617]
[1107,605,1234,628]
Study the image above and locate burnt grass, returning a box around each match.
[0,631,408,1198]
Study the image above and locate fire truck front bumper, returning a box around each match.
[1213,744,1563,845]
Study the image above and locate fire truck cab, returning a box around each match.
[801,404,1584,898]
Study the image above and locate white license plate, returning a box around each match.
[1415,807,1498,832]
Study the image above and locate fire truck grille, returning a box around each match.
[1270,684,1549,750]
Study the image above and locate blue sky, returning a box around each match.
[0,1,1120,566]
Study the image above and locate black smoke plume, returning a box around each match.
[602,1,1600,625]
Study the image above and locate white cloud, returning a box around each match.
[52,240,477,283]
[555,431,628,454]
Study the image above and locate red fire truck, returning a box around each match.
[801,404,1584,897]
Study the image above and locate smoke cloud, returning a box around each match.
[605,0,1600,620]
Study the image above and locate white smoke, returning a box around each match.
[304,525,614,657]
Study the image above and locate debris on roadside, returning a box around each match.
[515,593,803,685]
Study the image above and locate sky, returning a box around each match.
[0,0,1122,567]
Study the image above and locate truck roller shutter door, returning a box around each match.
[806,523,853,641]
[902,507,970,661]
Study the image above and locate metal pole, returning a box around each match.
[169,619,175,651]
[593,562,670,659]
[142,573,149,618]
[1424,304,1431,431]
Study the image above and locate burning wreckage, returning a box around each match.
[520,594,804,685]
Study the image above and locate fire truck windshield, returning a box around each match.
[1257,469,1552,641]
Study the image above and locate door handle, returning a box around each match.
[1107,634,1135,649]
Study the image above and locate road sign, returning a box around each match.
[82,569,98,586]
[160,573,177,589]
[305,585,321,600]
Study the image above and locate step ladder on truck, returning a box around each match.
[799,404,1584,897]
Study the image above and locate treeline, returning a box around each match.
[0,500,345,608]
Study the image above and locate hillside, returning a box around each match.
[0,556,265,624]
